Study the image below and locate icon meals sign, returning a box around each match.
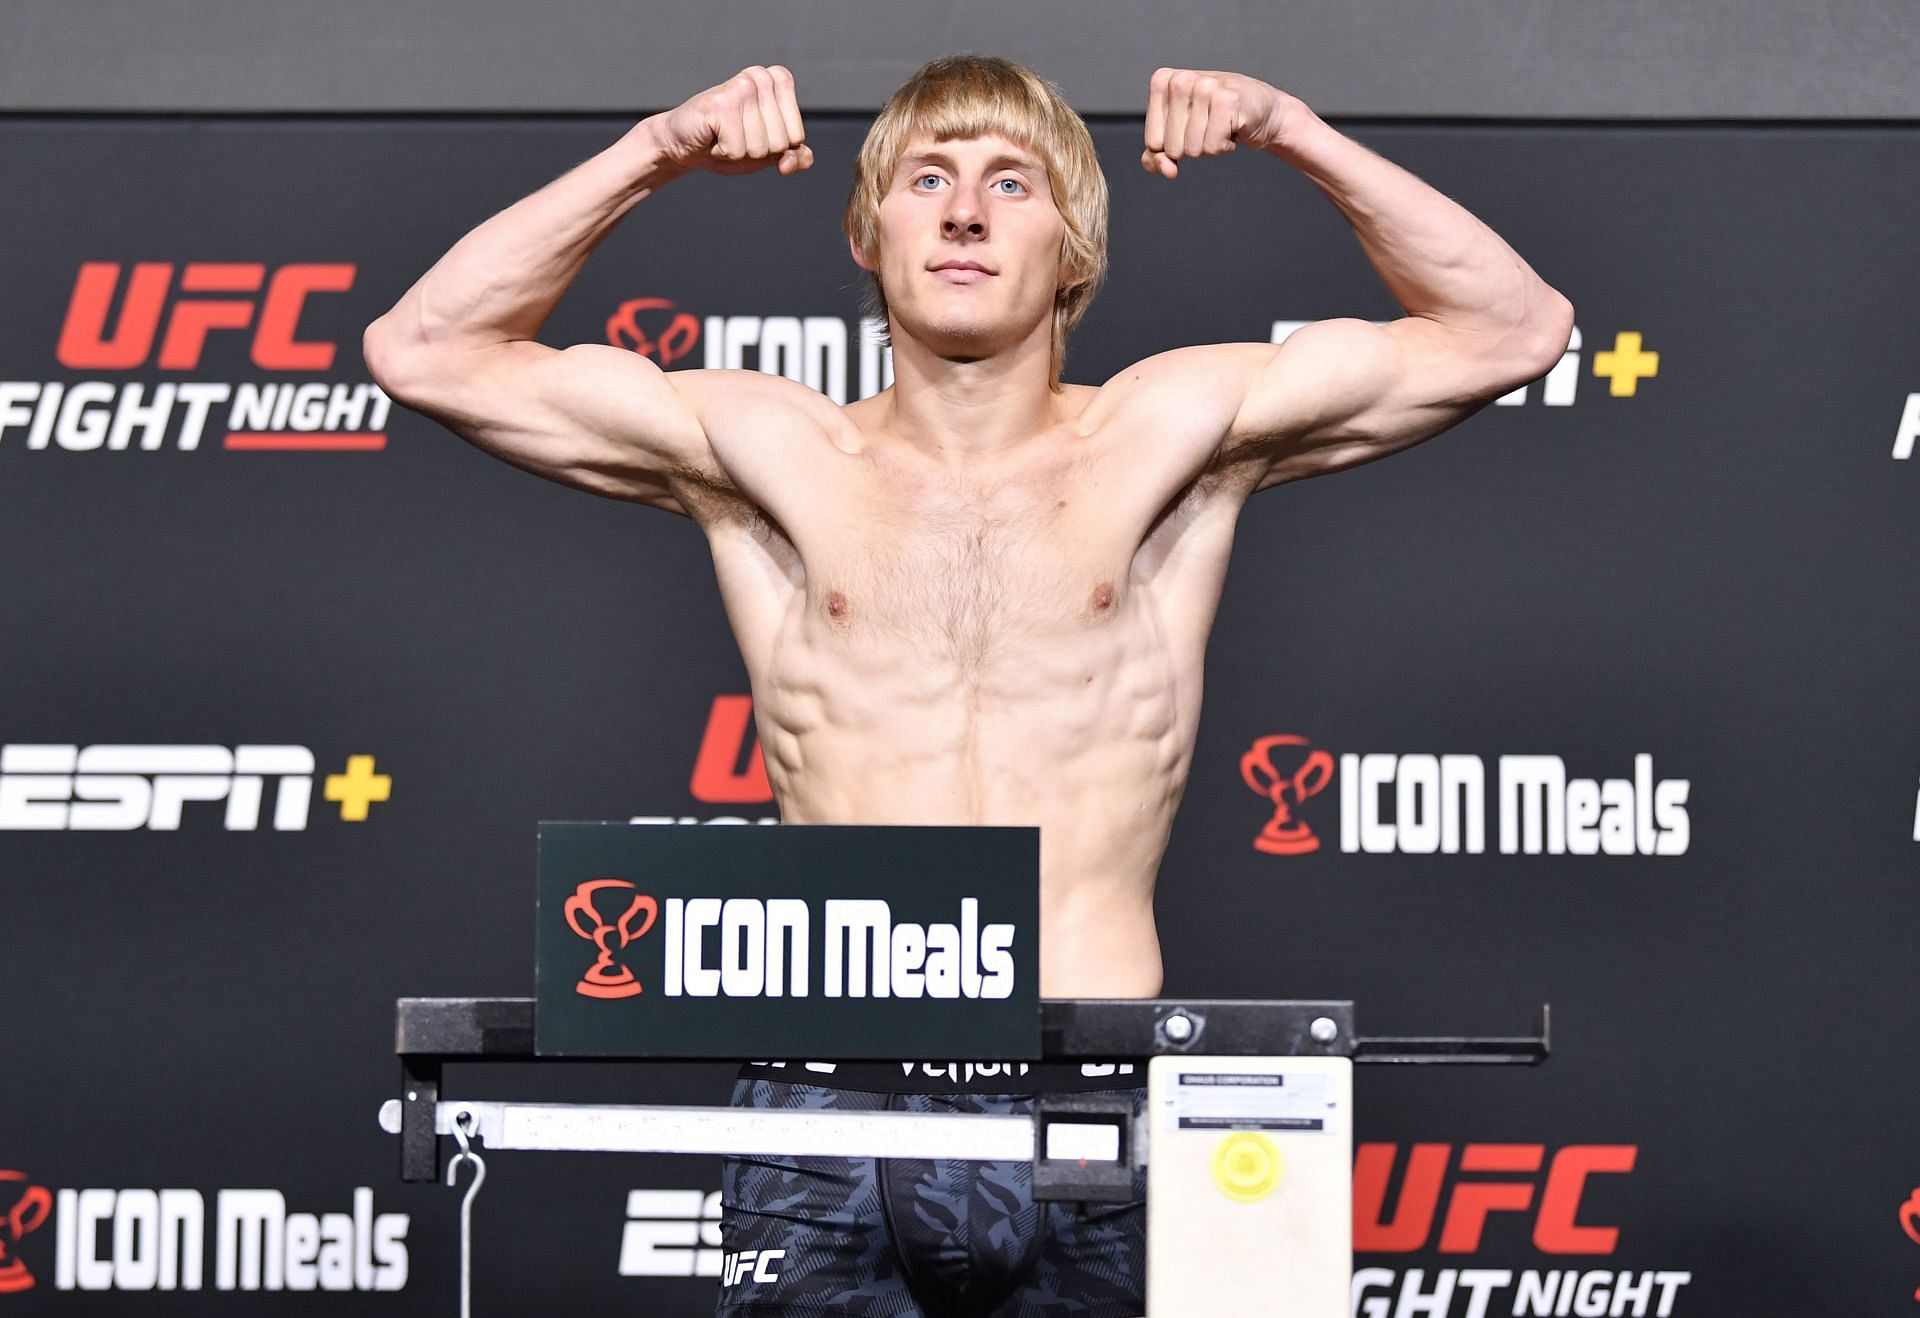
[535,823,1041,1059]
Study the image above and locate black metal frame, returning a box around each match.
[392,996,1548,1182]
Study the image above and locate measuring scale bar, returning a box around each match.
[375,1099,1118,1164]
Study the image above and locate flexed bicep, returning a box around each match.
[1231,316,1559,490]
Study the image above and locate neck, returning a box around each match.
[877,318,1062,466]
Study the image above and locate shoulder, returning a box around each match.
[1076,345,1275,438]
[1041,351,1279,515]
[660,368,859,529]
[668,367,859,453]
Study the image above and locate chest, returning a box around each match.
[811,458,1132,655]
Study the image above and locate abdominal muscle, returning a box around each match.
[747,569,1198,1000]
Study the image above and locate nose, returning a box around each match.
[941,180,987,239]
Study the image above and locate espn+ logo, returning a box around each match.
[619,1189,721,1278]
[617,1190,782,1287]
[0,744,389,831]
[0,745,314,831]
[566,879,1017,1000]
[1241,737,1690,858]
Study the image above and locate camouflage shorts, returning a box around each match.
[715,1073,1147,1317]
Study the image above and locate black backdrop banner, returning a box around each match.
[3,115,1917,1315]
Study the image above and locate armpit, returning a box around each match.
[669,462,764,525]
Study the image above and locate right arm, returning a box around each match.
[361,66,818,516]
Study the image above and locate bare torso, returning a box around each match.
[665,372,1260,998]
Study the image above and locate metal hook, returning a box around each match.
[445,1108,485,1318]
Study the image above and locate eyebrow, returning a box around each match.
[899,149,1044,176]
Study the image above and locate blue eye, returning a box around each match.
[995,178,1025,194]
[914,174,943,189]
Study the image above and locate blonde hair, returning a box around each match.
[844,54,1109,388]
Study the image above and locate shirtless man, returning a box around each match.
[365,55,1571,1318]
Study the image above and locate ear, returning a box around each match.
[848,232,875,273]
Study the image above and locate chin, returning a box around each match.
[899,308,997,350]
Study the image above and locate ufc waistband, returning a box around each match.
[738,1058,1145,1094]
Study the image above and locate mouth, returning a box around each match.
[929,261,995,284]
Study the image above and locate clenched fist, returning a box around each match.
[646,65,814,177]
[1141,69,1299,178]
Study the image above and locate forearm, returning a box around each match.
[367,118,686,355]
[1269,107,1571,346]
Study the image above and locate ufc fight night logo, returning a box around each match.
[1353,1142,1694,1317]
[629,695,779,825]
[0,261,389,453]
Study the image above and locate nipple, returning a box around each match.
[826,590,850,620]
[1090,581,1115,612]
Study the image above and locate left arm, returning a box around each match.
[1136,69,1575,490]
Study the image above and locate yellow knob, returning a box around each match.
[1210,1132,1282,1203]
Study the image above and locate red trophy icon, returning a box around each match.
[1901,1186,1920,1301]
[1240,734,1336,855]
[0,1171,52,1293]
[564,878,660,999]
[606,297,700,367]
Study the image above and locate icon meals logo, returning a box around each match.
[566,882,1017,1001]
[608,299,700,368]
[0,1173,407,1294]
[567,879,661,998]
[603,296,895,405]
[1901,1185,1920,1302]
[1240,737,1691,857]
[0,1171,53,1293]
[1242,735,1336,854]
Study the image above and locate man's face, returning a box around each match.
[855,132,1067,361]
